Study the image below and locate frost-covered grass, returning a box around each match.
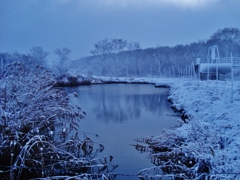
[54,73,93,86]
[168,80,240,178]
[133,78,240,179]
[0,61,117,179]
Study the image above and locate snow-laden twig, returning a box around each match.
[0,60,117,179]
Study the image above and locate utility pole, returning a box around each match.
[231,52,233,103]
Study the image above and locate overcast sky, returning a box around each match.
[1,0,240,60]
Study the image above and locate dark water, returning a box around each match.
[65,84,179,179]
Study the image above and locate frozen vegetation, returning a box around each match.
[134,78,240,179]
[0,60,117,179]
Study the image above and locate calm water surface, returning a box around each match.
[65,84,179,179]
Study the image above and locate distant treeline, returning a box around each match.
[70,27,240,77]
[1,27,240,78]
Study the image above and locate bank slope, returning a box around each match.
[147,80,240,179]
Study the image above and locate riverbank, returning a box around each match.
[54,75,175,86]
[167,80,240,178]
[137,79,240,179]
[100,77,240,178]
[58,75,240,178]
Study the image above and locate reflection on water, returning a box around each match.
[69,84,171,124]
[65,84,179,179]
[95,92,167,123]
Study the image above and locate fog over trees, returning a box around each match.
[30,46,49,67]
[70,28,240,78]
[54,47,71,77]
[1,27,240,79]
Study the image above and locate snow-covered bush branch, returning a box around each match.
[0,60,117,179]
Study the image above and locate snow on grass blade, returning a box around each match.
[0,60,118,179]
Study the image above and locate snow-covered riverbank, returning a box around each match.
[167,80,240,178]
[135,78,240,179]
[98,77,240,178]
[59,75,240,178]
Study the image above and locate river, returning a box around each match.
[65,83,179,179]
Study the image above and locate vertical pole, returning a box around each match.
[188,65,190,78]
[172,66,175,78]
[1,58,3,76]
[190,65,192,78]
[231,52,233,103]
[192,65,193,78]
[216,58,218,95]
[198,64,200,88]
[186,65,187,78]
[192,62,196,78]
[207,58,210,82]
[189,65,191,78]
[207,47,210,85]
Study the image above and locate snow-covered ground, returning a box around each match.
[96,77,240,178]
[61,75,240,177]
[167,79,240,178]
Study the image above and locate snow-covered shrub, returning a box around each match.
[136,80,240,179]
[135,125,213,179]
[0,61,116,179]
[54,73,92,86]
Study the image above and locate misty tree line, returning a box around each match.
[71,27,240,77]
[0,47,71,78]
[90,38,141,55]
[1,27,239,79]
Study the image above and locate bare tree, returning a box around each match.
[30,46,49,66]
[127,41,141,51]
[112,39,128,53]
[207,28,240,57]
[90,38,113,55]
[54,47,71,76]
[90,38,129,55]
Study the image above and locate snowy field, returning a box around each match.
[96,77,240,178]
[166,79,240,178]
